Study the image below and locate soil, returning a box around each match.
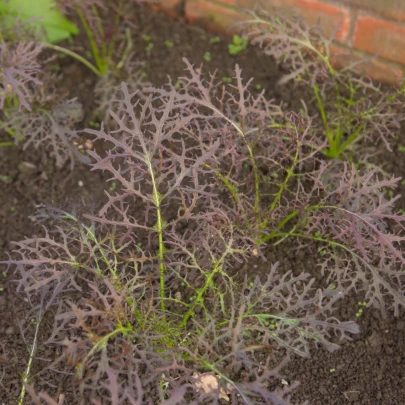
[1,4,404,405]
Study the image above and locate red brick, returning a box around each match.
[340,0,405,23]
[185,0,245,33]
[353,15,405,65]
[239,0,350,41]
[329,44,403,85]
[208,0,237,5]
[353,59,403,86]
[151,0,182,18]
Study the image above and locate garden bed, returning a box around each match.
[0,3,404,404]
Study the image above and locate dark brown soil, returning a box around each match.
[1,4,404,404]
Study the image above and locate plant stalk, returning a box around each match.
[17,309,43,405]
[45,43,102,77]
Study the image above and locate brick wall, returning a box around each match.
[153,0,405,85]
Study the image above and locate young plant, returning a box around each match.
[0,0,101,76]
[228,34,248,56]
[14,287,56,405]
[0,40,43,112]
[3,78,91,167]
[164,39,174,48]
[2,64,377,403]
[0,65,364,404]
[0,40,90,166]
[55,0,144,76]
[152,59,405,315]
[53,0,149,124]
[2,0,146,100]
[0,1,147,165]
[239,9,403,159]
[203,51,211,62]
[3,204,356,404]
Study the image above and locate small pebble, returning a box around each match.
[85,139,94,149]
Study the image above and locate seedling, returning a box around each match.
[50,63,61,72]
[203,51,211,62]
[88,120,100,128]
[0,174,11,183]
[108,181,117,192]
[228,34,248,55]
[145,42,154,53]
[355,301,367,318]
[164,39,174,48]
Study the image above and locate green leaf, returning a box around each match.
[0,0,78,43]
[228,35,248,55]
[203,51,211,62]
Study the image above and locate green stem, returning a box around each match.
[338,123,364,155]
[75,7,107,74]
[157,207,165,310]
[200,103,261,211]
[248,144,261,212]
[313,83,360,159]
[269,137,300,212]
[76,323,132,378]
[179,267,218,327]
[261,203,333,243]
[0,115,16,138]
[17,309,43,405]
[261,210,299,242]
[179,248,229,328]
[59,211,111,276]
[91,5,106,61]
[265,230,358,262]
[108,0,124,59]
[116,28,133,71]
[0,141,13,147]
[313,84,334,148]
[45,43,102,77]
[203,163,243,213]
[146,159,166,311]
